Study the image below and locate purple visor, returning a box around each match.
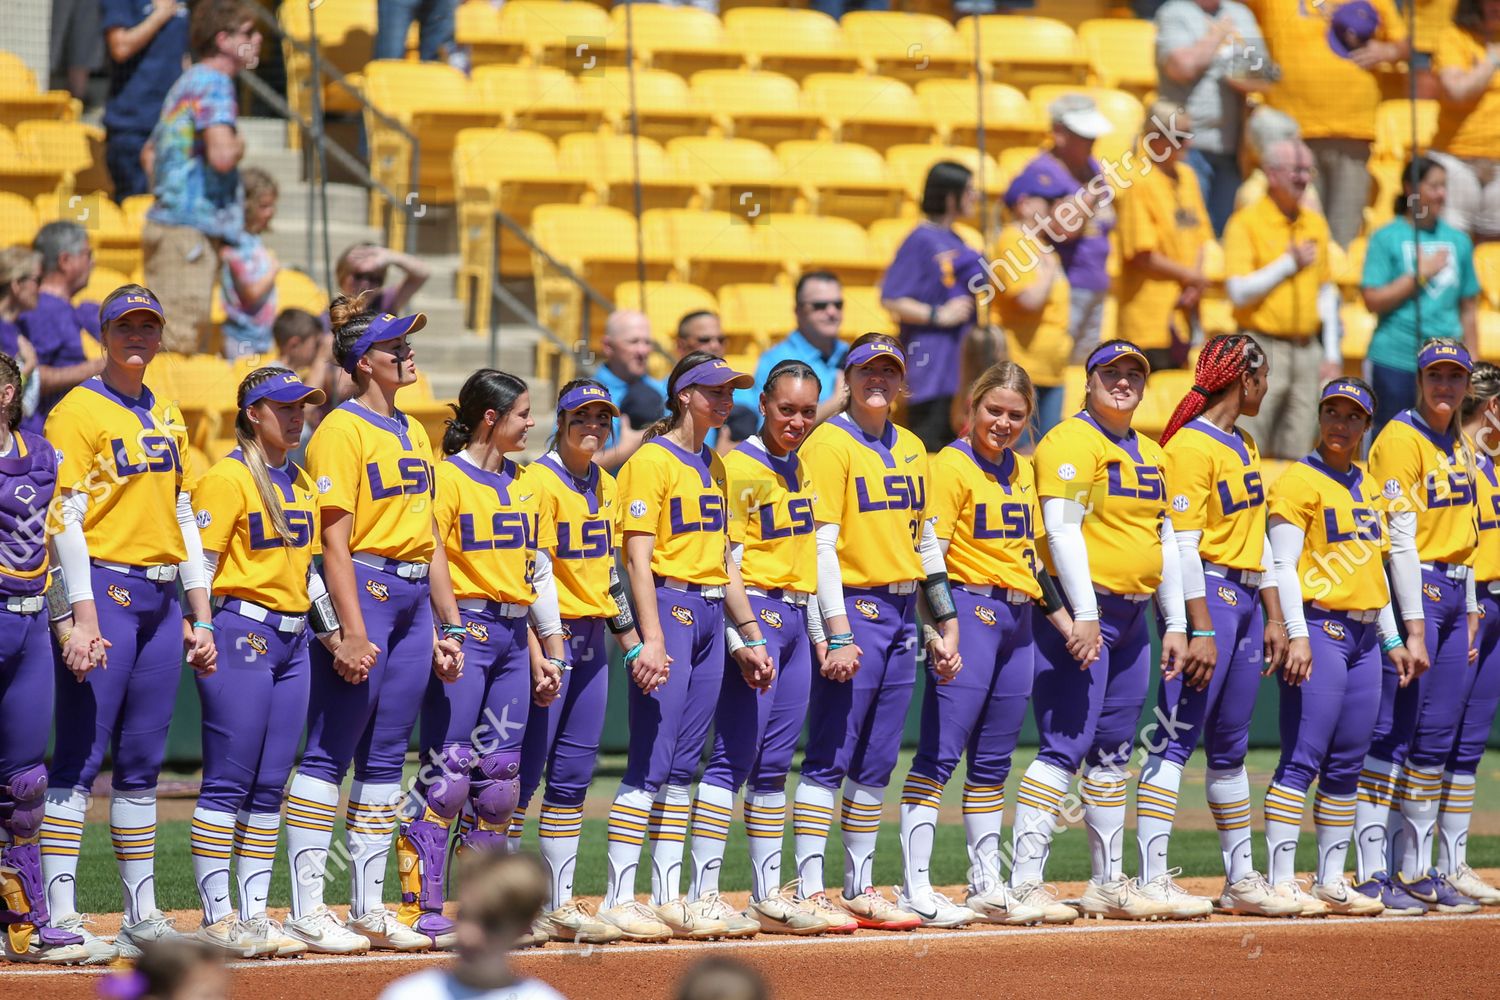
[675,358,754,391]
[341,311,428,374]
[1321,379,1374,415]
[100,289,164,326]
[244,370,327,408]
[557,382,620,414]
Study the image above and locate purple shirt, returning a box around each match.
[1028,151,1115,293]
[0,430,59,597]
[879,223,977,405]
[19,292,92,434]
[0,317,19,358]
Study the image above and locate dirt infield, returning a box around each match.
[13,873,1500,1000]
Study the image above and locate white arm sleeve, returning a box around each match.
[1387,510,1425,622]
[202,550,219,595]
[806,595,825,644]
[919,518,944,577]
[1259,532,1279,590]
[176,491,208,594]
[1377,599,1401,646]
[815,521,848,623]
[1177,527,1206,600]
[1319,282,1342,364]
[307,567,328,602]
[1157,517,1188,633]
[1269,516,1310,639]
[1225,252,1298,308]
[1042,497,1098,622]
[20,370,39,418]
[1467,569,1479,615]
[55,491,94,604]
[527,549,564,638]
[725,542,748,653]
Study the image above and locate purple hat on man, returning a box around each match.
[1327,0,1379,58]
[1004,158,1072,208]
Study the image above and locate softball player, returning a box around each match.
[189,368,331,958]
[41,285,216,961]
[1008,339,1187,923]
[897,362,1074,929]
[1132,334,1290,919]
[598,352,772,942]
[1261,378,1410,917]
[792,334,960,932]
[1357,340,1482,913]
[282,292,465,954]
[686,359,835,936]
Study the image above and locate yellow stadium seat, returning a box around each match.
[667,137,806,215]
[775,141,904,226]
[0,59,77,130]
[121,194,153,228]
[34,192,140,275]
[614,280,722,352]
[643,208,783,288]
[279,0,375,147]
[718,282,787,345]
[531,204,673,344]
[1079,18,1158,98]
[0,190,39,248]
[578,68,716,144]
[16,120,110,196]
[802,73,935,152]
[993,145,1039,193]
[1134,368,1192,438]
[1477,244,1500,311]
[613,4,744,79]
[1341,302,1375,372]
[759,214,885,286]
[73,266,131,308]
[148,352,237,449]
[558,133,700,213]
[885,144,1004,207]
[843,284,897,338]
[690,69,828,147]
[839,11,973,83]
[1341,236,1367,293]
[914,78,1046,152]
[956,16,1089,89]
[1480,309,1500,364]
[499,1,618,69]
[724,8,861,81]
[471,64,606,141]
[275,269,329,315]
[1373,100,1439,164]
[454,1,528,67]
[0,127,72,204]
[1028,85,1144,164]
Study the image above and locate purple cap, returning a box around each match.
[674,358,754,392]
[341,310,428,374]
[1419,340,1472,373]
[1004,158,1072,208]
[1085,341,1151,375]
[243,369,328,409]
[844,341,907,372]
[1321,379,1374,415]
[557,382,620,414]
[1327,0,1379,58]
[100,289,164,327]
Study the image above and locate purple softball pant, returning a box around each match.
[1155,574,1264,769]
[51,566,180,793]
[910,589,1034,787]
[622,589,725,793]
[419,610,530,759]
[300,560,434,786]
[519,617,611,810]
[1370,567,1470,771]
[196,608,311,814]
[1033,591,1151,774]
[1272,607,1382,795]
[1,609,52,786]
[1448,589,1500,775]
[801,588,918,791]
[701,596,813,796]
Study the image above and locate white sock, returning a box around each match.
[284,773,341,919]
[1263,782,1307,885]
[898,772,943,899]
[112,789,159,923]
[687,783,734,901]
[1313,790,1357,884]
[506,810,526,854]
[345,781,401,919]
[1354,756,1398,881]
[1010,760,1071,886]
[538,800,584,910]
[190,807,236,923]
[792,782,836,897]
[745,791,787,902]
[235,811,281,919]
[839,781,884,897]
[961,782,1005,896]
[1205,766,1253,882]
[1397,763,1443,877]
[1135,756,1183,884]
[1081,766,1127,883]
[603,785,652,909]
[648,784,691,905]
[1437,771,1475,873]
[40,788,88,920]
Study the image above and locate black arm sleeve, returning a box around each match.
[922,572,958,623]
[1035,568,1065,616]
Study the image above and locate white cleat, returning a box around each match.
[1274,879,1331,917]
[966,884,1045,926]
[0,928,94,965]
[656,897,729,940]
[688,891,760,939]
[1010,880,1080,924]
[114,910,185,960]
[1448,864,1500,906]
[1216,871,1303,917]
[596,900,672,942]
[1311,877,1385,916]
[1078,876,1171,921]
[241,915,308,957]
[538,900,622,944]
[194,915,278,958]
[748,887,829,936]
[896,888,978,928]
[46,915,118,965]
[1138,868,1215,920]
[348,907,434,951]
[282,906,372,955]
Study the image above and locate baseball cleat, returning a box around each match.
[113,910,186,959]
[1010,880,1080,924]
[840,888,922,931]
[1311,877,1385,916]
[1397,870,1480,914]
[1138,868,1214,920]
[1079,876,1171,921]
[1216,872,1303,917]
[597,901,672,942]
[241,915,308,958]
[514,918,550,948]
[655,897,729,940]
[283,906,372,954]
[896,888,978,928]
[0,926,93,965]
[1447,864,1500,905]
[748,887,829,935]
[965,883,1045,925]
[688,892,760,939]
[1273,879,1330,917]
[1352,871,1426,916]
[194,915,278,958]
[538,900,623,944]
[800,891,858,933]
[348,907,433,951]
[47,915,118,965]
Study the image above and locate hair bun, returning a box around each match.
[447,417,470,434]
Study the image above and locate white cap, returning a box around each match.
[1049,94,1112,140]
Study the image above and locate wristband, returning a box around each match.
[192,621,215,632]
[547,656,572,673]
[828,639,854,650]
[623,642,645,665]
[440,623,467,645]
[928,302,938,325]
[1190,629,1216,638]
[826,631,854,643]
[742,638,767,648]
[1381,635,1404,653]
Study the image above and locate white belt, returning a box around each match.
[4,595,45,614]
[1097,585,1151,603]
[95,560,178,582]
[745,587,811,607]
[1311,601,1379,624]
[1204,562,1263,590]
[955,583,1032,605]
[1420,561,1472,582]
[457,597,529,619]
[1486,580,1500,596]
[658,577,726,600]
[352,555,430,580]
[216,597,307,634]
[870,580,918,596]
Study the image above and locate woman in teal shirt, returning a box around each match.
[1362,155,1481,437]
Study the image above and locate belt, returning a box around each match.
[855,580,918,596]
[655,576,726,600]
[3,595,45,614]
[1487,580,1500,596]
[216,597,307,634]
[955,583,1033,605]
[1096,585,1151,603]
[1420,560,1471,582]
[94,560,178,582]
[1204,563,1263,590]
[353,555,430,580]
[1311,601,1379,624]
[456,597,530,619]
[745,586,811,607]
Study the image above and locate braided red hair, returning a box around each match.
[1158,334,1265,444]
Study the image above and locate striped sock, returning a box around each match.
[1437,771,1476,873]
[688,783,734,901]
[283,773,340,919]
[1205,766,1253,883]
[1354,756,1398,881]
[506,808,526,855]
[898,772,944,899]
[112,789,159,924]
[190,807,236,923]
[538,800,584,910]
[744,791,787,903]
[648,785,691,905]
[1263,782,1307,885]
[1397,763,1444,877]
[1313,790,1357,884]
[234,811,281,919]
[603,785,652,909]
[840,782,885,897]
[1081,766,1127,883]
[1134,756,1182,884]
[1010,760,1070,885]
[792,782,835,897]
[345,781,401,919]
[961,782,1005,896]
[40,788,87,920]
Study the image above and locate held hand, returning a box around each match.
[1262,621,1289,675]
[927,637,962,684]
[733,645,776,692]
[632,639,671,695]
[821,643,862,682]
[317,629,343,654]
[1291,239,1318,271]
[1160,630,1188,682]
[1404,634,1431,681]
[1070,619,1101,669]
[1181,634,1217,692]
[1280,637,1313,686]
[63,621,109,680]
[813,638,828,669]
[432,636,464,683]
[185,625,217,677]
[335,635,380,683]
[1391,645,1418,687]
[532,655,563,706]
[1418,247,1451,280]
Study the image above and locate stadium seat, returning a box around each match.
[472,64,606,141]
[1373,100,1439,163]
[1340,236,1367,294]
[885,143,1004,208]
[1134,368,1191,438]
[1477,244,1500,311]
[148,352,237,450]
[558,133,700,213]
[802,73,936,152]
[73,266,131,307]
[775,141,905,226]
[275,269,329,316]
[956,16,1090,89]
[0,190,39,248]
[34,192,140,275]
[531,204,673,343]
[1480,308,1500,364]
[914,78,1046,152]
[579,68,716,144]
[1341,302,1375,374]
[0,127,72,204]
[0,57,78,129]
[843,283,898,338]
[453,1,529,67]
[839,11,973,83]
[725,8,861,81]
[1079,18,1158,99]
[758,214,886,286]
[691,69,829,147]
[613,4,744,79]
[718,282,788,347]
[121,193,153,229]
[503,1,618,69]
[643,208,784,289]
[279,0,375,146]
[16,120,111,196]
[1028,85,1144,165]
[667,137,806,215]
[614,280,724,353]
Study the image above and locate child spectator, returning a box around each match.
[218,167,280,359]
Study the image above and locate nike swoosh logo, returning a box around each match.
[213,895,227,903]
[519,493,534,501]
[905,454,918,463]
[908,903,937,920]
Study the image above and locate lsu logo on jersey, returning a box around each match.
[974,605,998,627]
[670,605,695,627]
[759,608,784,630]
[1424,583,1443,602]
[246,633,270,656]
[1321,619,1347,641]
[106,583,131,608]
[854,598,880,621]
[365,580,390,602]
[465,621,489,643]
[1217,585,1238,607]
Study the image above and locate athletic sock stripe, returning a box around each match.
[286,796,338,816]
[192,818,235,834]
[42,816,85,831]
[110,824,155,836]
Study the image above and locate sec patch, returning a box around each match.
[1382,478,1402,500]
[316,476,333,494]
[1172,494,1191,513]
[1056,463,1077,482]
[365,580,390,602]
[629,499,648,519]
[195,509,212,529]
[670,605,695,627]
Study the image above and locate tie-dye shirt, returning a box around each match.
[147,64,243,242]
[219,232,277,357]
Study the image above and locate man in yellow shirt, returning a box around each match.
[1431,10,1500,239]
[1226,139,1343,459]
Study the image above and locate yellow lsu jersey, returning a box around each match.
[616,438,730,586]
[801,414,927,589]
[533,453,621,620]
[1034,412,1168,595]
[306,402,436,564]
[195,451,320,613]
[725,439,817,594]
[435,457,556,604]
[1165,418,1266,571]
[929,441,1042,596]
[1268,454,1389,611]
[46,377,195,566]
[1472,450,1500,583]
[1368,411,1477,567]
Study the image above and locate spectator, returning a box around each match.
[1115,103,1213,372]
[676,958,768,1000]
[20,222,105,434]
[100,941,228,1000]
[1251,0,1409,246]
[880,161,980,451]
[102,0,190,201]
[375,0,459,63]
[1156,0,1278,235]
[142,0,261,354]
[807,0,888,19]
[675,311,757,451]
[1429,0,1500,241]
[593,310,667,470]
[1225,139,1341,459]
[217,166,280,360]
[1362,155,1481,435]
[335,242,431,316]
[734,270,850,424]
[50,0,103,101]
[0,247,40,373]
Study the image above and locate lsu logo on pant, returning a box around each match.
[974,605,998,627]
[854,599,880,621]
[246,633,270,656]
[106,584,131,608]
[670,605,695,627]
[1423,583,1443,602]
[1321,619,1347,641]
[365,580,390,602]
[1217,585,1238,607]
[465,621,489,643]
[759,608,784,630]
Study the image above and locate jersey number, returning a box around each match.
[759,496,814,539]
[1107,464,1164,501]
[248,509,314,549]
[460,511,537,551]
[367,458,432,499]
[670,495,726,534]
[556,519,612,559]
[1217,471,1265,514]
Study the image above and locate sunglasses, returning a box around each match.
[800,299,844,312]
[350,270,385,284]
